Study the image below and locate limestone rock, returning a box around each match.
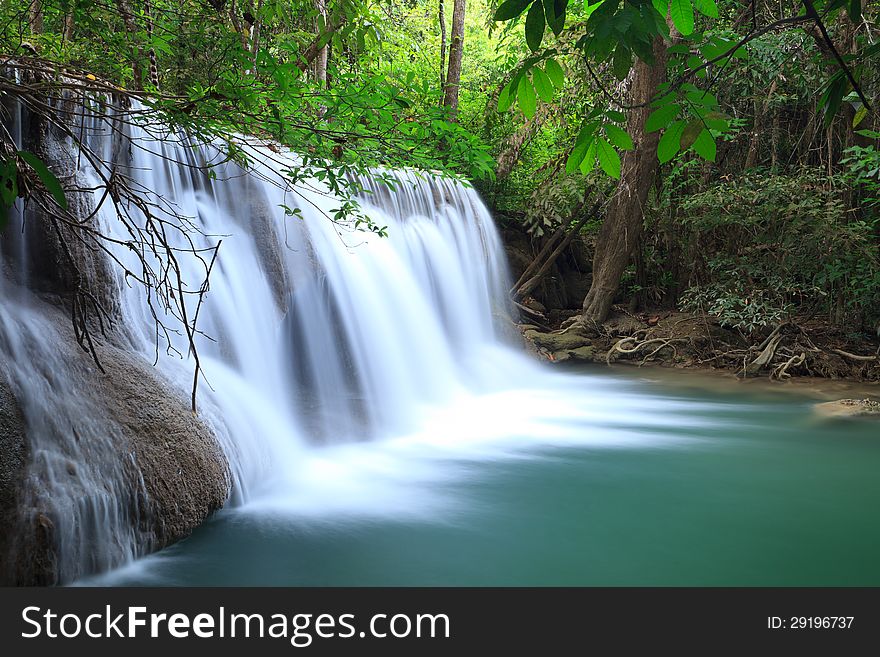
[814,398,880,420]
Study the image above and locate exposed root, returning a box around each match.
[741,332,784,377]
[606,336,686,365]
[594,311,878,382]
[771,352,805,380]
[832,348,878,362]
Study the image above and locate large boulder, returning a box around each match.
[0,91,232,584]
[0,301,231,585]
[522,325,599,363]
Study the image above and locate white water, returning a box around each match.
[1,100,710,583]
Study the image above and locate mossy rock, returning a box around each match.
[552,346,598,363]
[524,328,592,352]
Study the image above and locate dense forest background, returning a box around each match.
[2,0,878,363]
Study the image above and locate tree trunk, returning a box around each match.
[144,0,159,89]
[580,37,668,323]
[29,0,43,34]
[250,0,265,62]
[313,0,328,85]
[63,1,76,43]
[229,0,250,55]
[439,0,447,87]
[442,0,465,118]
[116,0,144,90]
[297,13,345,72]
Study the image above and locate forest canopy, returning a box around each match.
[1,0,879,355]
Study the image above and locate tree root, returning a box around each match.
[832,348,879,362]
[605,336,686,365]
[598,313,878,381]
[771,352,805,380]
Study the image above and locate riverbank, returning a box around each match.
[515,308,880,384]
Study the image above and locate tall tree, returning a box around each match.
[314,0,329,85]
[29,0,43,34]
[581,37,668,323]
[116,0,144,90]
[439,0,447,87]
[442,0,465,118]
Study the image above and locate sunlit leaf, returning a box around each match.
[596,138,621,179]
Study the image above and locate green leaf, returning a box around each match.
[605,109,627,122]
[544,0,567,36]
[669,0,694,36]
[18,151,67,210]
[583,0,602,19]
[703,111,730,131]
[0,157,18,211]
[652,0,669,16]
[532,67,554,102]
[848,0,862,22]
[679,119,704,150]
[612,45,632,81]
[686,89,718,107]
[495,0,532,21]
[543,58,565,89]
[566,135,592,173]
[820,73,849,128]
[580,138,597,174]
[605,124,634,150]
[692,128,716,162]
[692,0,718,18]
[517,76,537,118]
[645,103,680,132]
[853,106,868,128]
[658,120,686,163]
[498,80,515,112]
[596,138,621,179]
[525,1,546,52]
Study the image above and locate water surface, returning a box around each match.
[86,366,880,587]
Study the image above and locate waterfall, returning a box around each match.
[0,97,521,580]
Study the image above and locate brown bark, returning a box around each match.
[580,37,668,323]
[439,0,447,87]
[442,0,465,118]
[63,4,75,43]
[144,0,159,89]
[116,0,143,90]
[297,13,345,72]
[313,0,328,85]
[250,0,265,61]
[229,0,250,54]
[29,0,43,34]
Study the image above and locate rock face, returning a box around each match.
[0,300,231,585]
[0,95,232,585]
[0,379,27,576]
[814,399,880,420]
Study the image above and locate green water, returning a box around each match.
[91,368,880,586]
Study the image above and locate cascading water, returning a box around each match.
[0,95,544,580]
